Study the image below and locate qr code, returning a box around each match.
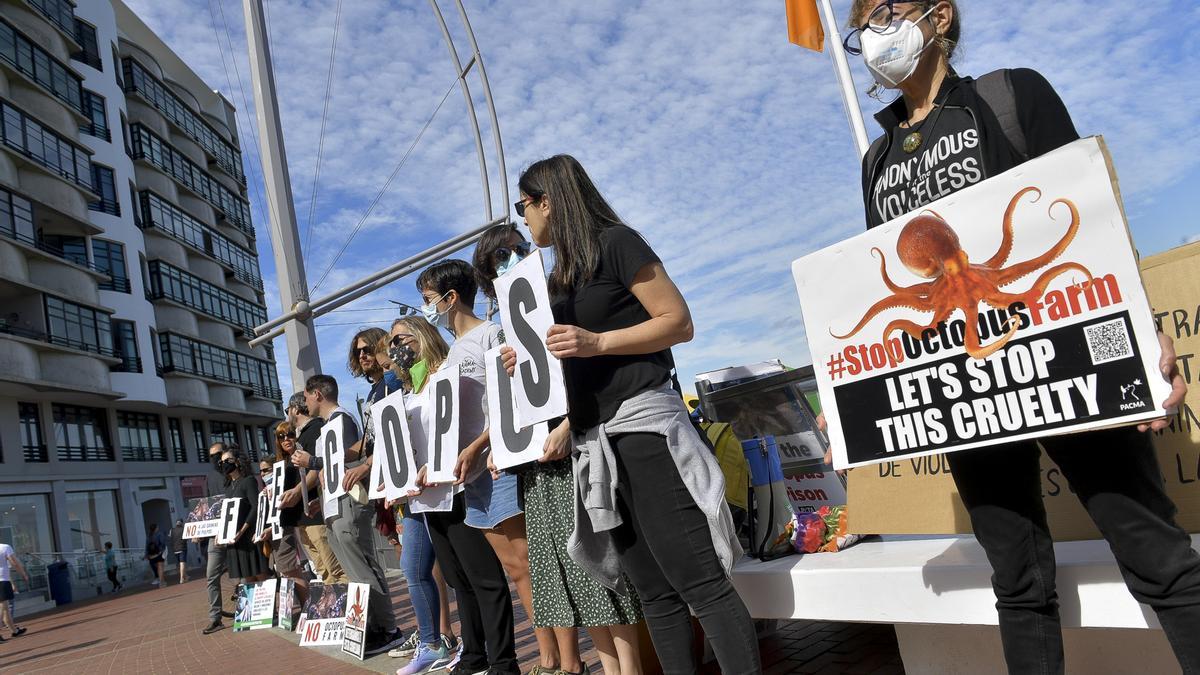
[1084,318,1133,365]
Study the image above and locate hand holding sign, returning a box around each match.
[546,324,604,359]
[486,345,550,470]
[370,388,419,499]
[424,369,461,484]
[217,498,243,545]
[319,418,348,520]
[495,249,569,427]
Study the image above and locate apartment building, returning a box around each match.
[0,0,282,560]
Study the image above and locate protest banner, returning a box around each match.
[233,578,277,631]
[487,345,551,469]
[298,583,349,647]
[182,496,223,539]
[320,416,348,520]
[793,137,1172,469]
[370,388,418,499]
[216,498,242,545]
[278,578,296,632]
[847,238,1200,540]
[425,369,461,484]
[494,249,569,427]
[341,582,371,660]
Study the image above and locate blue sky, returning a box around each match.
[124,0,1200,408]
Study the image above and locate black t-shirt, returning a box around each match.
[551,224,673,430]
[871,106,984,224]
[294,416,325,527]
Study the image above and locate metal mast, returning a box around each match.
[242,0,322,384]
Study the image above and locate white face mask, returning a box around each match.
[860,6,936,89]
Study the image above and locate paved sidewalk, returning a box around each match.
[0,572,904,674]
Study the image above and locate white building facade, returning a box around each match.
[0,0,282,575]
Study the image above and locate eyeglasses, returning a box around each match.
[514,196,537,217]
[495,241,533,261]
[843,0,925,55]
[276,432,295,441]
[354,346,373,356]
[390,333,414,347]
[260,468,271,475]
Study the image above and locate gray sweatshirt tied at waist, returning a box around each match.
[567,384,743,593]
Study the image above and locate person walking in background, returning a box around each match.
[144,523,166,588]
[0,541,30,641]
[171,519,187,584]
[104,541,122,592]
[474,224,644,675]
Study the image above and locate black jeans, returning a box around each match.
[949,426,1200,674]
[426,494,517,674]
[610,432,761,675]
[107,567,119,591]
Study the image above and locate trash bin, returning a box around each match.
[47,560,72,606]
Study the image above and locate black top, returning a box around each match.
[862,68,1079,229]
[871,107,983,224]
[295,416,325,527]
[224,475,259,532]
[551,224,673,430]
[278,464,303,527]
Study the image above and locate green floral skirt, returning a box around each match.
[521,458,643,627]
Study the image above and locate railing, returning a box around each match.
[89,197,120,216]
[158,331,282,400]
[136,190,263,291]
[0,17,85,114]
[13,549,154,609]
[128,123,253,239]
[111,354,141,373]
[147,259,266,336]
[98,275,131,292]
[0,98,94,191]
[22,0,76,40]
[121,57,244,185]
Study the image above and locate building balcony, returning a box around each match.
[0,301,122,399]
[157,331,281,401]
[0,97,95,195]
[18,0,79,50]
[145,259,267,337]
[121,57,245,185]
[0,17,87,119]
[128,123,253,240]
[135,189,263,291]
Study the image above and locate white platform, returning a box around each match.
[731,535,1199,673]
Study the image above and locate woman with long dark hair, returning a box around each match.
[218,449,270,584]
[474,223,644,675]
[504,155,759,674]
[844,1,1198,672]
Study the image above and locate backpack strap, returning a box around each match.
[975,69,1028,162]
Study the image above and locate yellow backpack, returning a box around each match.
[701,422,750,511]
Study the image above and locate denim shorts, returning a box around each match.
[464,471,522,529]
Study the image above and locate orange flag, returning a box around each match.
[785,0,825,52]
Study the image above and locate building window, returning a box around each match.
[65,490,121,551]
[111,320,140,373]
[259,427,272,460]
[38,233,87,266]
[192,420,206,463]
[0,100,93,190]
[0,187,35,248]
[243,426,258,463]
[0,17,85,114]
[79,90,109,141]
[136,191,263,290]
[169,418,186,463]
[93,238,129,292]
[89,164,119,216]
[72,19,102,71]
[146,259,267,334]
[117,411,165,462]
[19,402,47,463]
[53,404,113,461]
[210,421,237,451]
[0,493,56,552]
[157,332,281,400]
[44,296,114,356]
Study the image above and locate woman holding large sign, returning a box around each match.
[846,1,1199,671]
[507,155,758,674]
[217,450,269,584]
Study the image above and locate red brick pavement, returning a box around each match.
[0,573,904,674]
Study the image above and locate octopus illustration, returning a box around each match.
[833,187,1092,358]
[345,586,366,629]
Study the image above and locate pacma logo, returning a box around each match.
[1119,379,1146,410]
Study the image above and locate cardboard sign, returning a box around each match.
[298,583,348,647]
[233,578,277,631]
[845,192,1200,540]
[370,388,418,499]
[341,582,371,660]
[216,498,242,545]
[486,345,551,469]
[269,461,286,526]
[278,578,296,632]
[494,249,569,427]
[320,416,348,520]
[793,137,1172,469]
[183,496,224,539]
[425,369,461,484]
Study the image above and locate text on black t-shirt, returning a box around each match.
[872,106,984,224]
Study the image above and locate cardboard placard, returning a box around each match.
[233,578,277,631]
[182,496,223,539]
[216,498,242,545]
[487,345,551,470]
[298,583,348,647]
[425,369,461,484]
[370,388,418,499]
[494,249,569,427]
[341,582,371,660]
[320,417,348,520]
[794,137,1171,469]
[846,202,1200,540]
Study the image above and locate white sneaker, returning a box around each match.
[151,580,160,586]
[388,630,420,658]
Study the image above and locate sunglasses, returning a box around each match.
[514,196,538,217]
[260,468,271,475]
[354,346,374,356]
[276,432,295,440]
[495,241,533,261]
[390,333,414,347]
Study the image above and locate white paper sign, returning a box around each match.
[253,489,270,543]
[341,582,371,660]
[494,249,569,427]
[370,388,419,499]
[319,417,348,520]
[486,345,550,469]
[269,461,286,526]
[409,484,456,513]
[217,498,242,545]
[425,369,461,484]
